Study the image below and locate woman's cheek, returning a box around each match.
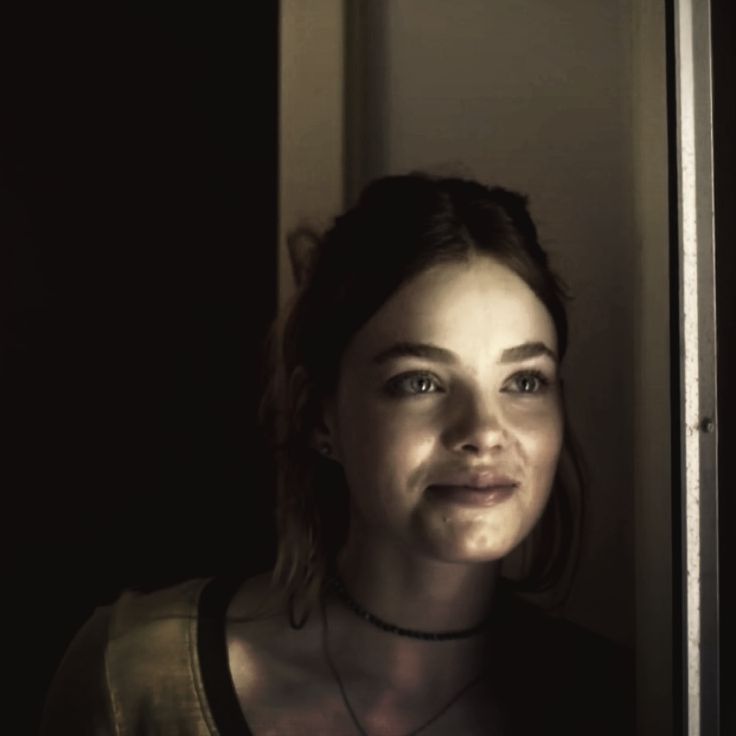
[506,404,563,469]
[363,412,437,492]
[529,423,564,483]
[505,394,562,430]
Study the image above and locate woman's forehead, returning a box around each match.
[346,257,558,362]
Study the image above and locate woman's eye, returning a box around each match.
[385,372,442,397]
[505,370,550,395]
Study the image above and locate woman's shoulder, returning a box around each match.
[102,577,214,684]
[40,576,215,736]
[225,570,282,620]
[108,576,209,642]
[225,571,323,678]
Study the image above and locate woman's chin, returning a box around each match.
[411,503,531,564]
[414,528,523,565]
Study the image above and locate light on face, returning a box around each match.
[327,257,564,563]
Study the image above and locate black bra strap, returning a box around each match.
[198,575,254,736]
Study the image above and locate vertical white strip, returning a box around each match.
[675,1,701,733]
[675,0,719,733]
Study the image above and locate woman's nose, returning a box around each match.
[443,390,508,456]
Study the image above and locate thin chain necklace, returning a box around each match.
[319,594,491,736]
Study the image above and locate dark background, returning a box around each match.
[1,2,278,730]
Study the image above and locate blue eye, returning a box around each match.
[506,370,550,394]
[385,372,442,397]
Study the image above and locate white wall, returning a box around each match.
[630,3,672,733]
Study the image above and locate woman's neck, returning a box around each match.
[323,535,502,697]
[335,534,501,633]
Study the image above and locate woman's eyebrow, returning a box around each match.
[372,341,557,365]
[499,341,557,363]
[372,341,458,365]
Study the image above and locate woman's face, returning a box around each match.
[323,255,564,564]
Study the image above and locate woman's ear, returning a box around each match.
[311,423,336,461]
[289,365,340,462]
[311,399,340,462]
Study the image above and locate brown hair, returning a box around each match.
[261,173,586,626]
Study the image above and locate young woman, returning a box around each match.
[41,173,633,735]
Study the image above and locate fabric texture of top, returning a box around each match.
[40,575,249,736]
[40,575,635,735]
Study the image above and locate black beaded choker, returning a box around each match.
[326,575,492,641]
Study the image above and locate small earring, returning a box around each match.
[318,442,332,457]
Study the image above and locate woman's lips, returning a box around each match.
[426,481,518,507]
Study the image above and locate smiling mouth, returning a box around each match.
[426,483,518,507]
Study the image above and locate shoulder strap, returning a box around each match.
[105,577,219,736]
